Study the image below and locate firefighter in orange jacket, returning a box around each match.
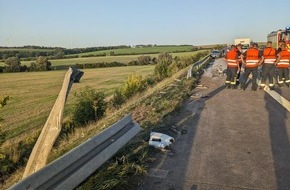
[225,45,240,89]
[260,41,277,90]
[275,43,290,87]
[241,43,263,91]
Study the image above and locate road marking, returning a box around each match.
[264,86,290,112]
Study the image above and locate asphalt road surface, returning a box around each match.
[138,58,290,190]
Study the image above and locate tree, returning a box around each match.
[35,56,52,71]
[54,48,65,59]
[4,57,21,72]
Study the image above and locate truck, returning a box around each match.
[234,38,251,52]
[267,26,290,51]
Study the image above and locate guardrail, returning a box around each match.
[23,67,84,178]
[187,55,211,79]
[9,114,141,190]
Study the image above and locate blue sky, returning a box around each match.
[0,0,290,48]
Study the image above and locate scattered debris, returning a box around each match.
[169,125,186,135]
[159,91,167,94]
[217,68,224,76]
[169,83,180,87]
[174,79,181,82]
[201,94,209,98]
[196,84,208,89]
[148,132,174,149]
[191,94,200,99]
[116,155,126,165]
[169,125,182,135]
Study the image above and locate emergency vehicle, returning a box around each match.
[267,26,290,51]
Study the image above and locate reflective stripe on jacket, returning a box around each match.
[226,50,238,68]
[277,50,290,68]
[245,48,259,68]
[263,47,276,64]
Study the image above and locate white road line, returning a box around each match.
[264,85,290,112]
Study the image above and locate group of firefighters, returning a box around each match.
[224,41,290,91]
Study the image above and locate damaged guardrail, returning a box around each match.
[9,114,141,190]
[187,55,211,79]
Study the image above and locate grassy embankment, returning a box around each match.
[0,49,208,189]
[1,54,211,190]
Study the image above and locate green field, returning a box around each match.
[0,65,155,145]
[76,45,193,56]
[0,51,204,67]
[18,51,204,67]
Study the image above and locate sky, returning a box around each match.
[0,0,290,48]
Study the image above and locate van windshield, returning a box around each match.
[242,44,249,49]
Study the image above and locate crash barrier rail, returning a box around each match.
[9,114,141,190]
[187,55,211,79]
[264,85,290,112]
[23,67,84,178]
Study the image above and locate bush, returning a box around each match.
[154,52,173,80]
[111,74,149,109]
[4,57,21,72]
[111,89,126,109]
[72,86,107,126]
[122,74,147,99]
[137,55,152,65]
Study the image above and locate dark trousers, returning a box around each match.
[226,67,238,86]
[277,68,290,85]
[260,64,275,87]
[241,67,258,90]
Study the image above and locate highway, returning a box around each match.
[138,58,290,190]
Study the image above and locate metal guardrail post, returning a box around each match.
[187,55,210,79]
[9,114,141,190]
[23,67,83,178]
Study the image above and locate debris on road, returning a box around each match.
[169,125,187,135]
[148,132,174,149]
[196,84,208,89]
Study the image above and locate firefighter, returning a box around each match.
[259,41,277,90]
[224,45,240,89]
[275,43,290,87]
[240,43,263,91]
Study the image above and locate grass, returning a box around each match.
[17,51,205,67]
[75,45,193,56]
[0,65,154,145]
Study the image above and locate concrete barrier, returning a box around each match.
[9,114,141,190]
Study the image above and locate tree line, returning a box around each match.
[0,45,131,60]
